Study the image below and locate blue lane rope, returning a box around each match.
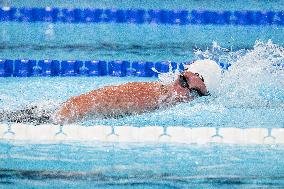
[0,7,283,25]
[1,59,282,77]
[0,59,187,77]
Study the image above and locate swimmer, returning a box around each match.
[54,70,208,124]
[0,62,212,125]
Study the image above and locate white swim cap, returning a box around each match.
[184,59,222,93]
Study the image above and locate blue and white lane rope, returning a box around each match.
[0,7,283,25]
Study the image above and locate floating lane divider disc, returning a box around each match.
[0,59,13,77]
[85,60,107,76]
[14,59,36,77]
[0,7,283,25]
[0,59,187,77]
[132,61,155,77]
[37,60,60,76]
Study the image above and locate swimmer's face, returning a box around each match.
[178,70,208,96]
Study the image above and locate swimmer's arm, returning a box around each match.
[54,86,120,124]
[55,92,97,124]
[54,98,78,124]
[54,82,167,124]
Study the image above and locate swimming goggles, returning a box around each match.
[178,72,207,97]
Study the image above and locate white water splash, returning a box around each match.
[195,40,284,108]
[152,61,181,85]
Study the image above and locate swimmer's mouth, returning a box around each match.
[189,88,205,97]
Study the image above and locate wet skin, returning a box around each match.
[55,71,208,124]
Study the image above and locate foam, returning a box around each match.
[194,40,284,109]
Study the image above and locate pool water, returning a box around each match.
[1,0,284,188]
[0,23,283,62]
[0,41,283,128]
[1,141,284,189]
[0,41,283,188]
[0,75,283,128]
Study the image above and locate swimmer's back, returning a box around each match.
[56,82,171,123]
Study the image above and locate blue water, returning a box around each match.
[0,42,283,188]
[0,73,283,128]
[0,23,283,62]
[1,141,284,188]
[1,40,284,127]
[1,0,284,188]
[1,0,284,11]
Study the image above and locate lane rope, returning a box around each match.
[0,7,283,25]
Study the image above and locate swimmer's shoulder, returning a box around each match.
[121,81,159,86]
[83,81,161,96]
